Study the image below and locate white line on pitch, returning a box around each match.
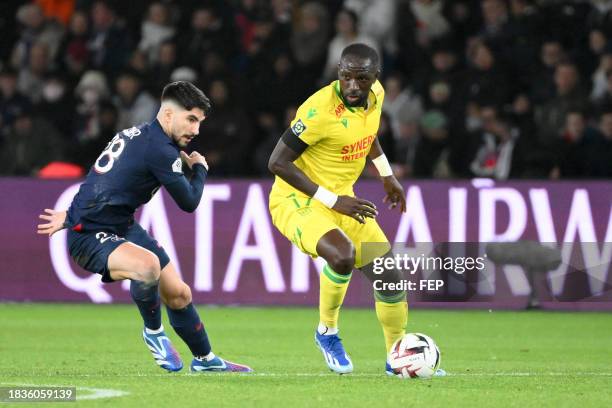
[16,372,610,378]
[237,372,612,378]
[76,386,129,400]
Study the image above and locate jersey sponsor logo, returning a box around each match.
[307,108,317,119]
[172,157,183,173]
[340,134,375,161]
[334,103,345,118]
[122,127,142,139]
[291,119,307,136]
[340,118,349,128]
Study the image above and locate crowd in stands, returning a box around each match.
[0,0,611,179]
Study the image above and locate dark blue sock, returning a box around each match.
[130,280,161,330]
[167,303,211,357]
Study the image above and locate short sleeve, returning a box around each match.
[289,101,324,146]
[145,143,184,186]
[371,80,385,108]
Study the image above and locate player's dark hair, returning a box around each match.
[161,81,212,115]
[341,43,379,69]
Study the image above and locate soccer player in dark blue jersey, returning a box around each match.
[37,81,251,373]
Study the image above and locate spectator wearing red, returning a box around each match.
[56,10,90,88]
[35,0,75,26]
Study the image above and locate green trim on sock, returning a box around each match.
[323,265,351,284]
[374,290,407,303]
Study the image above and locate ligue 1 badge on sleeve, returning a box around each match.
[172,157,183,173]
[291,119,307,136]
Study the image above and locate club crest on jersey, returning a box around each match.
[172,157,183,173]
[123,126,142,139]
[292,119,307,136]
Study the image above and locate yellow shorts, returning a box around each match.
[269,191,390,268]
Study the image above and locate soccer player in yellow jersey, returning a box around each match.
[268,44,408,375]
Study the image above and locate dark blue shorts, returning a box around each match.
[67,223,171,283]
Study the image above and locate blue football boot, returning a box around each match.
[315,331,353,374]
[142,326,183,372]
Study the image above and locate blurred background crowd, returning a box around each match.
[0,0,611,179]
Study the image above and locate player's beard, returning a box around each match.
[172,133,193,148]
[344,92,366,107]
[181,135,195,147]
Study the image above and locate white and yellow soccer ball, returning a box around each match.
[388,333,441,379]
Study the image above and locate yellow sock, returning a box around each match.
[374,291,408,352]
[319,264,351,329]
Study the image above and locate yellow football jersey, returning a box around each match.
[271,80,385,197]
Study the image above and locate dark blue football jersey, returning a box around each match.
[66,119,206,235]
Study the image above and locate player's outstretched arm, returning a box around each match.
[268,131,377,224]
[37,209,67,236]
[368,137,406,212]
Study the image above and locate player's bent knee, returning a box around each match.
[328,249,356,275]
[317,229,356,275]
[178,284,192,306]
[135,253,161,284]
[166,283,192,309]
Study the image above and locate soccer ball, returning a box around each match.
[388,333,441,379]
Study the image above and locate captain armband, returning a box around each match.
[281,127,308,154]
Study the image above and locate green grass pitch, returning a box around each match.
[1,304,611,407]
